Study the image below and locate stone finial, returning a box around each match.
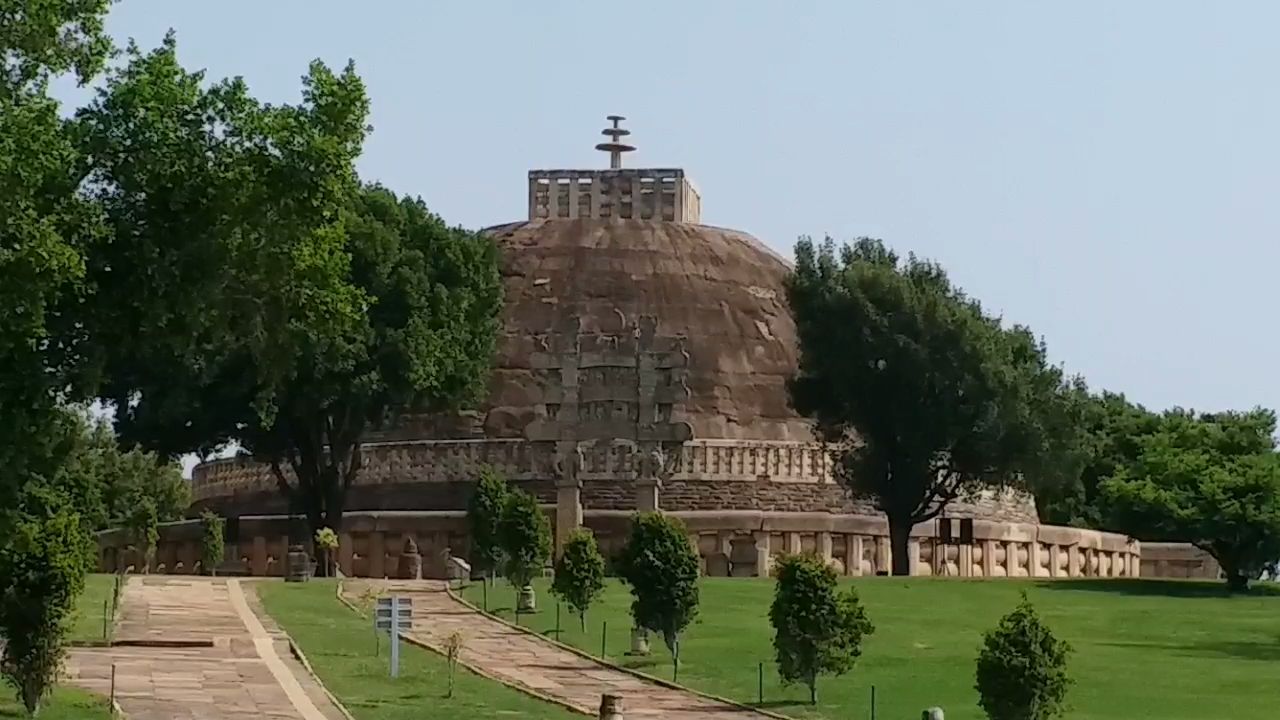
[595,116,636,169]
[599,693,624,720]
[403,536,419,555]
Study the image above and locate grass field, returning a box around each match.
[69,574,118,645]
[257,581,579,720]
[462,577,1280,720]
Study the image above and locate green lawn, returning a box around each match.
[257,581,579,720]
[0,686,113,719]
[69,574,119,645]
[462,577,1280,720]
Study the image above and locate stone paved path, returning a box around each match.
[344,580,771,720]
[67,577,345,720]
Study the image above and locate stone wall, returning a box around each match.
[1139,542,1222,580]
[97,509,1137,582]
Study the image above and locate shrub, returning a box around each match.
[125,498,158,573]
[551,528,606,631]
[770,553,875,704]
[975,593,1072,720]
[0,508,93,715]
[314,527,339,577]
[201,511,226,576]
[498,488,552,593]
[616,512,700,679]
[468,468,509,579]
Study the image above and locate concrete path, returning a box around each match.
[344,579,771,720]
[67,577,346,720]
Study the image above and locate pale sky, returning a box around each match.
[61,1,1280,426]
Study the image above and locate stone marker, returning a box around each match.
[922,708,944,720]
[599,693,623,720]
[627,626,650,655]
[401,537,422,580]
[285,544,310,583]
[517,584,537,612]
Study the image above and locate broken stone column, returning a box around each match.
[286,544,311,583]
[401,537,422,580]
[599,694,624,720]
[627,626,650,656]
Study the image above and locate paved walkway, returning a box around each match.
[344,580,771,720]
[67,577,345,720]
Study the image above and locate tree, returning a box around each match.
[125,499,160,574]
[770,553,875,704]
[551,529,606,631]
[616,512,700,679]
[1034,390,1162,529]
[1102,408,1280,590]
[787,237,1083,575]
[73,37,503,545]
[975,594,1072,720]
[498,489,552,612]
[468,468,509,580]
[201,511,226,576]
[314,527,339,577]
[0,507,94,715]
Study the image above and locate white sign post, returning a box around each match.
[375,596,414,678]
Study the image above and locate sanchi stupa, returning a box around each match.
[96,117,1216,581]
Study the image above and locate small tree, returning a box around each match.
[0,508,93,715]
[443,631,466,699]
[975,594,1072,720]
[770,553,875,704]
[125,498,159,573]
[200,511,226,576]
[616,512,700,680]
[498,488,552,615]
[314,527,339,578]
[468,468,509,581]
[551,528,606,631]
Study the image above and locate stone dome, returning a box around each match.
[373,218,815,444]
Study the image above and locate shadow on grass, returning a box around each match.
[1100,637,1280,662]
[1032,578,1280,598]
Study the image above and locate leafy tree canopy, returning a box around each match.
[787,237,1083,575]
[975,594,1072,720]
[468,467,509,576]
[498,489,552,590]
[551,528,606,630]
[616,512,700,657]
[1102,408,1280,590]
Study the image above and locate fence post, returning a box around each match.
[555,603,561,638]
[757,662,763,705]
[110,663,116,709]
[601,620,607,658]
[103,599,109,641]
[870,685,876,720]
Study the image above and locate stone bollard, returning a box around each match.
[517,584,537,612]
[401,537,422,580]
[599,693,623,720]
[286,545,311,583]
[627,626,650,655]
[922,708,944,720]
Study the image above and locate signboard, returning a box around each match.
[373,596,413,677]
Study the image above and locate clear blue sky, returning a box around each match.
[64,1,1280,418]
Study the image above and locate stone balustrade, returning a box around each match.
[96,509,1139,581]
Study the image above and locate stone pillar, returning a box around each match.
[1130,552,1142,578]
[846,535,863,576]
[599,694,624,720]
[753,531,771,578]
[908,538,921,576]
[369,532,386,579]
[1028,541,1042,578]
[635,478,660,512]
[958,543,973,578]
[875,535,891,575]
[817,532,833,565]
[1048,545,1061,578]
[1067,545,1081,577]
[338,533,354,577]
[1004,541,1019,577]
[785,532,801,555]
[252,535,268,577]
[982,540,996,577]
[555,478,583,556]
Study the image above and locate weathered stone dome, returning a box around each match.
[374,218,815,444]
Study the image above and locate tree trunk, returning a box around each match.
[808,673,817,704]
[888,515,913,576]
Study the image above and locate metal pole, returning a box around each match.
[758,662,763,705]
[555,603,561,638]
[103,599,109,640]
[870,685,876,720]
[110,663,116,708]
[389,596,400,678]
[482,578,488,612]
[601,620,607,658]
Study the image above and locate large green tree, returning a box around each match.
[0,1,114,712]
[787,237,1083,575]
[1102,408,1280,590]
[616,512,701,679]
[74,37,502,551]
